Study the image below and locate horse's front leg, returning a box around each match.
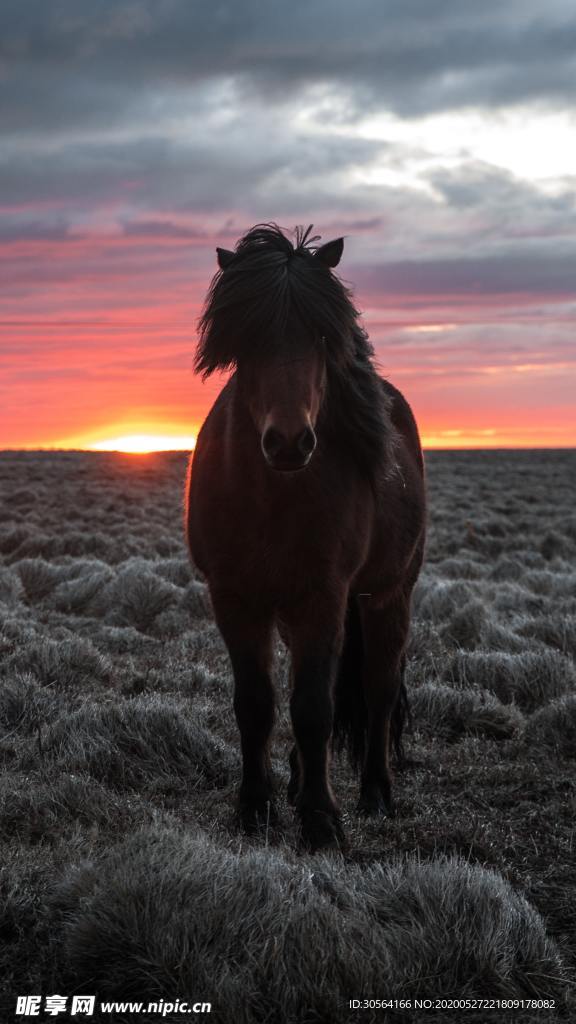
[210,588,276,834]
[285,591,347,851]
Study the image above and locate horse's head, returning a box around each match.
[239,342,326,472]
[197,225,351,472]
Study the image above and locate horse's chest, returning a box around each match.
[226,487,366,593]
[238,502,324,572]
[191,446,370,593]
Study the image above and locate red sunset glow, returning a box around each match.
[2,7,575,451]
[2,231,573,450]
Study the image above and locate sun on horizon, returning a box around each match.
[88,433,197,454]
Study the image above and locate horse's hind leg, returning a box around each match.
[358,594,410,816]
[210,589,276,834]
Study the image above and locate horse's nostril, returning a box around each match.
[262,426,285,459]
[262,425,316,467]
[297,427,316,457]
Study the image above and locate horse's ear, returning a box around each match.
[216,247,235,269]
[315,237,344,268]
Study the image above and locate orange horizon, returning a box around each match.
[3,255,575,452]
[3,304,574,451]
[3,236,575,452]
[2,426,574,454]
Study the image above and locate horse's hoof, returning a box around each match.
[356,789,396,818]
[238,799,278,836]
[298,809,346,853]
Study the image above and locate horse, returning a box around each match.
[185,223,426,851]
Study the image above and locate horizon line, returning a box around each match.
[2,445,575,455]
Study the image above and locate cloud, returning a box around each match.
[0,218,72,242]
[0,128,389,216]
[2,0,576,128]
[426,163,576,238]
[121,220,208,239]
[2,3,576,264]
[355,247,576,296]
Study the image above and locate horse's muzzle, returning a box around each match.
[261,425,317,472]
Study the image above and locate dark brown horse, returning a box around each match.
[186,224,426,851]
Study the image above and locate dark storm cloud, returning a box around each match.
[356,248,576,296]
[3,0,576,318]
[0,131,389,209]
[1,0,575,133]
[2,0,575,263]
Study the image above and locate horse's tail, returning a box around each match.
[332,596,409,770]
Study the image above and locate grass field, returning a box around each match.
[1,449,575,1023]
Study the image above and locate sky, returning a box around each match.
[1,0,576,450]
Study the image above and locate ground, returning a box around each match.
[0,449,574,1024]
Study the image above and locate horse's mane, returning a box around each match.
[196,222,396,483]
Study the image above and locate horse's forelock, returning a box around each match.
[196,223,363,377]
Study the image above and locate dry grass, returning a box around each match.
[48,829,566,1016]
[0,448,575,1023]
